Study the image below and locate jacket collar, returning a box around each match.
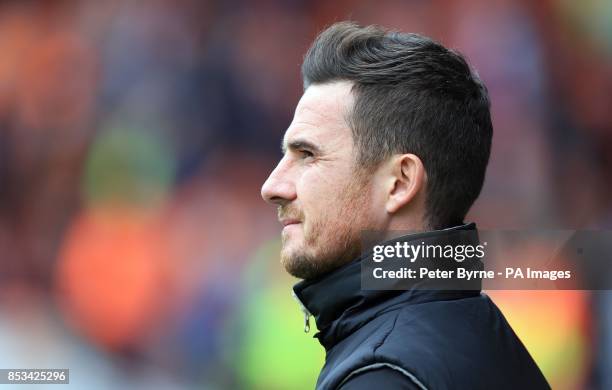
[292,223,482,350]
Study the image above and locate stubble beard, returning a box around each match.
[280,180,371,280]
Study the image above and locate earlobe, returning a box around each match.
[385,154,425,214]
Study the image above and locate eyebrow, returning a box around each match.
[281,138,322,155]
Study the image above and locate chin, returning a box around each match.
[280,245,319,278]
[280,243,300,265]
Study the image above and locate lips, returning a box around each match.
[281,219,301,227]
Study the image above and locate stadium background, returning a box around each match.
[0,0,610,388]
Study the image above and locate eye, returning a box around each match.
[299,149,314,159]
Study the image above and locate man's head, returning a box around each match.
[261,22,493,280]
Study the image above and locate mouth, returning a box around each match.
[280,218,301,227]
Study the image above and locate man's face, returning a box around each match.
[261,81,378,280]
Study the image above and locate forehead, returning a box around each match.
[283,81,354,147]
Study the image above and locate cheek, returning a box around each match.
[306,187,356,226]
[296,164,360,226]
[296,168,336,213]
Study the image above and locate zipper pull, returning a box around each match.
[303,312,311,333]
[292,290,312,333]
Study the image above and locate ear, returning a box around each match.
[386,154,426,214]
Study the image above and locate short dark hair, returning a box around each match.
[301,21,493,229]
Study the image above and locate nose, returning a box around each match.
[261,157,296,206]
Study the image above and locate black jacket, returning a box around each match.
[292,223,550,390]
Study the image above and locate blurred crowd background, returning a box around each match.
[0,0,610,389]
